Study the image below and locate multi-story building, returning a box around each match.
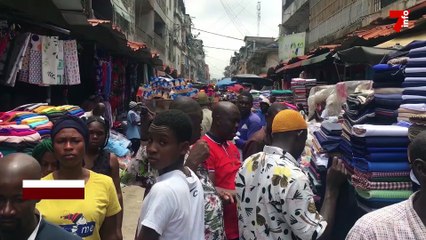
[280,0,424,56]
[134,0,207,80]
[111,0,135,41]
[226,36,277,76]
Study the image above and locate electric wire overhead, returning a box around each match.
[204,46,238,51]
[192,27,244,41]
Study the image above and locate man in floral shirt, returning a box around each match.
[236,110,346,240]
[133,97,226,240]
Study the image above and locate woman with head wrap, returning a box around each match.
[35,116,122,240]
[84,116,123,239]
[32,139,57,177]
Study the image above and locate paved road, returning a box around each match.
[122,185,144,240]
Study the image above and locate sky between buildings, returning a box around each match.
[185,0,281,80]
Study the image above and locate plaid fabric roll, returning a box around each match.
[352,175,412,191]
[353,169,410,180]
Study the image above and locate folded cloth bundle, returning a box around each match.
[353,152,408,162]
[402,81,426,88]
[407,57,426,67]
[373,81,403,88]
[373,64,405,82]
[0,126,37,136]
[352,124,408,137]
[345,113,376,126]
[374,94,403,109]
[353,157,410,172]
[313,130,340,152]
[357,196,406,209]
[354,168,410,180]
[388,57,409,65]
[405,67,426,77]
[374,88,403,94]
[375,108,398,118]
[355,189,412,200]
[352,175,412,191]
[408,46,426,58]
[404,77,426,82]
[320,122,342,136]
[403,89,426,97]
[351,136,409,148]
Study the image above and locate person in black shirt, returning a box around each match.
[0,153,81,240]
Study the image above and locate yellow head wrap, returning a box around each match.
[272,109,307,133]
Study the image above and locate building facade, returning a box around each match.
[225,36,277,76]
[134,0,209,81]
[279,0,424,60]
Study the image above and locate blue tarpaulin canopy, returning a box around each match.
[216,78,236,87]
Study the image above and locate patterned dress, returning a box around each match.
[235,146,327,240]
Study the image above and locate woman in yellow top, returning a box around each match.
[36,116,122,240]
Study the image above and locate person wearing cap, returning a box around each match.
[127,101,141,157]
[32,139,58,177]
[197,91,213,136]
[35,116,121,240]
[346,131,426,239]
[235,110,347,240]
[242,103,287,160]
[256,96,270,127]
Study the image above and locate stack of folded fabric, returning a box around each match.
[270,89,293,104]
[401,46,426,111]
[309,122,342,203]
[349,124,412,211]
[398,103,426,123]
[0,111,53,139]
[32,105,85,122]
[291,78,316,111]
[372,64,405,124]
[343,90,375,126]
[0,124,41,156]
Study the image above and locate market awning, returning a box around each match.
[70,22,129,54]
[276,55,312,73]
[333,46,395,66]
[232,74,273,86]
[301,52,331,66]
[284,60,304,70]
[0,0,70,30]
[375,31,426,48]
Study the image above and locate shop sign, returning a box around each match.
[278,32,306,61]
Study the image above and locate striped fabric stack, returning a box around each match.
[291,78,316,111]
[0,111,44,156]
[372,64,405,124]
[348,124,412,212]
[400,44,426,123]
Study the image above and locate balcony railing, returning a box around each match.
[153,33,166,55]
[136,27,154,47]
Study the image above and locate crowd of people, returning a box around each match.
[0,89,425,240]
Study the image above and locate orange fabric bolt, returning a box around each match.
[272,109,307,133]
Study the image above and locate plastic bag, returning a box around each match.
[105,130,131,157]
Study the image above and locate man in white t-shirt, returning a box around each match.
[135,109,204,240]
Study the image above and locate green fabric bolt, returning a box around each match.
[356,189,412,199]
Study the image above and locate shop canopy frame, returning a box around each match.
[231,74,274,87]
[333,46,396,66]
